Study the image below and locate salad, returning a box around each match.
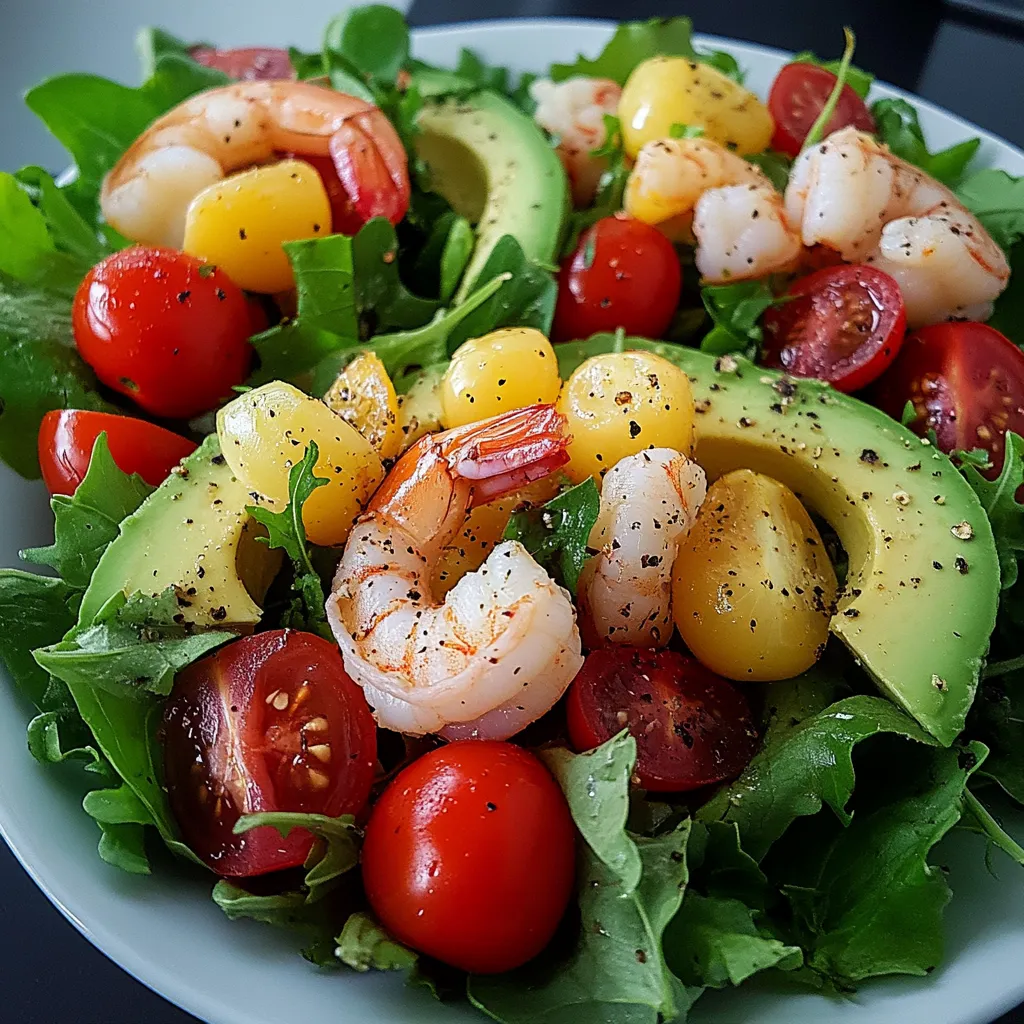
[2,5,1024,1020]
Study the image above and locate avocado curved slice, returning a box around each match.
[416,90,569,300]
[557,338,1000,746]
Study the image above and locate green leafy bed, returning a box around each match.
[2,6,1024,1023]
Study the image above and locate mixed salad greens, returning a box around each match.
[2,6,1024,1021]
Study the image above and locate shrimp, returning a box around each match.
[326,404,584,741]
[579,449,706,647]
[785,126,1009,326]
[625,136,802,280]
[101,80,410,249]
[531,76,622,207]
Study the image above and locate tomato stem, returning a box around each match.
[801,28,857,152]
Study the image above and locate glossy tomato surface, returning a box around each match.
[874,321,1024,476]
[37,409,196,496]
[290,154,364,236]
[552,215,682,342]
[73,246,253,420]
[362,741,575,973]
[761,264,906,392]
[163,630,376,877]
[189,46,294,80]
[566,647,759,792]
[768,62,875,157]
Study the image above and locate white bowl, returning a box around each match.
[2,19,1023,1024]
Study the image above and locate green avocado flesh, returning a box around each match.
[557,338,1000,747]
[416,90,568,298]
[79,435,281,630]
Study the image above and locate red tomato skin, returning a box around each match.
[761,264,907,392]
[163,630,377,877]
[768,63,875,157]
[874,321,1024,477]
[566,647,758,793]
[362,742,576,974]
[189,46,294,81]
[283,153,364,235]
[552,215,682,342]
[73,246,253,420]
[37,409,196,495]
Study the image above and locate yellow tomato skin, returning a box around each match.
[618,57,774,158]
[673,469,837,681]
[556,351,695,483]
[324,353,402,461]
[217,380,384,546]
[397,366,445,450]
[440,328,561,428]
[183,158,331,294]
[432,477,561,596]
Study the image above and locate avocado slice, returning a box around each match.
[79,434,281,629]
[416,91,568,300]
[557,338,1000,746]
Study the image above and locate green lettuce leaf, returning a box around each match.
[700,281,776,357]
[551,17,742,86]
[871,98,979,187]
[503,478,600,594]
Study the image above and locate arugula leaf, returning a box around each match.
[503,478,600,594]
[801,29,857,152]
[871,99,979,187]
[336,913,419,973]
[26,708,111,776]
[470,734,694,1024]
[960,785,1024,865]
[135,26,196,77]
[551,17,741,86]
[324,4,410,87]
[745,150,793,191]
[0,570,79,707]
[697,695,939,861]
[960,431,1024,591]
[957,169,1024,252]
[246,442,331,638]
[791,50,874,100]
[444,235,558,351]
[411,212,475,304]
[665,893,801,987]
[290,47,325,81]
[969,674,1024,804]
[784,742,986,985]
[22,434,153,588]
[140,53,231,112]
[982,244,1024,348]
[96,820,151,874]
[700,280,776,356]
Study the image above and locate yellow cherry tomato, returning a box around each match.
[440,328,562,428]
[556,350,695,483]
[183,158,331,293]
[618,57,774,158]
[324,353,402,461]
[217,380,384,546]
[673,469,838,681]
[432,477,561,596]
[396,366,445,450]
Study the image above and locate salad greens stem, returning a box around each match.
[984,654,1024,678]
[962,788,1024,866]
[801,28,856,152]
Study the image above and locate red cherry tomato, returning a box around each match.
[37,409,196,496]
[874,321,1024,477]
[761,265,907,392]
[163,630,377,877]
[362,741,575,973]
[73,246,253,419]
[768,63,876,157]
[552,215,682,342]
[189,46,294,81]
[566,647,759,792]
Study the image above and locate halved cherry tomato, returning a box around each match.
[761,264,907,392]
[768,62,875,157]
[874,321,1024,477]
[73,246,253,419]
[37,409,196,496]
[362,741,575,973]
[189,46,294,81]
[552,215,682,342]
[566,647,759,792]
[163,630,376,877]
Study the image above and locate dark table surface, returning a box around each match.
[4,0,1024,1021]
